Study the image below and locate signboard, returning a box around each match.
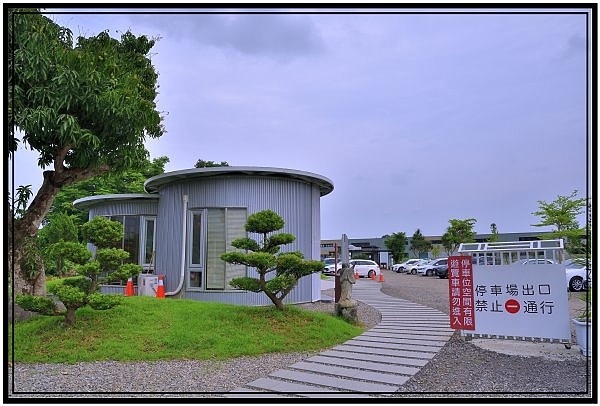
[448,256,475,330]
[449,255,570,340]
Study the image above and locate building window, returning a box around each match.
[187,208,247,291]
[100,215,155,285]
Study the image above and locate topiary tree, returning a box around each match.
[15,216,141,326]
[221,210,323,310]
[80,216,142,291]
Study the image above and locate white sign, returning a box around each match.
[471,264,570,340]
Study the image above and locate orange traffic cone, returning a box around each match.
[370,272,376,280]
[156,274,165,299]
[379,271,385,282]
[354,270,359,279]
[125,277,134,296]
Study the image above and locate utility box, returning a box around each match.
[138,274,158,296]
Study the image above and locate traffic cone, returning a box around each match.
[354,270,359,279]
[379,271,385,282]
[156,274,165,299]
[125,277,134,296]
[370,272,376,280]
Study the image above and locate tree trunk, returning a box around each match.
[11,164,107,296]
[64,308,76,326]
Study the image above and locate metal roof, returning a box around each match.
[144,166,334,196]
[72,193,159,211]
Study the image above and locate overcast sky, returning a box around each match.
[8,6,592,240]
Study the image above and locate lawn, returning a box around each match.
[9,296,363,364]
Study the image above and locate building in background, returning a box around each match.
[321,232,555,268]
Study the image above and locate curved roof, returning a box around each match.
[144,166,334,196]
[72,193,159,211]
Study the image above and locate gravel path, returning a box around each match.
[7,272,593,400]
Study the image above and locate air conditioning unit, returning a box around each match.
[138,274,158,296]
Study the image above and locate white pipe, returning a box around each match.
[166,194,188,296]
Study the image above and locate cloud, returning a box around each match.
[136,13,325,61]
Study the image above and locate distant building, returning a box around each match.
[321,232,556,266]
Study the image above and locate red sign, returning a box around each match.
[448,256,475,330]
[504,299,521,314]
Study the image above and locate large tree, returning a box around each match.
[8,8,165,295]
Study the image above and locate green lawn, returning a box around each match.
[9,296,363,364]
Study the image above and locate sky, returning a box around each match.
[7,5,593,240]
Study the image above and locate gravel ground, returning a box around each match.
[7,271,594,400]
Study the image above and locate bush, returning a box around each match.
[87,293,122,310]
[14,294,56,315]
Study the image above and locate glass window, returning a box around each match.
[187,207,247,291]
[123,216,140,264]
[191,213,202,265]
[141,217,156,272]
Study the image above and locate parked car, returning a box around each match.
[564,258,591,292]
[406,259,431,275]
[322,258,338,267]
[322,260,342,276]
[510,258,591,292]
[417,258,448,277]
[435,265,449,279]
[349,259,381,278]
[392,259,422,273]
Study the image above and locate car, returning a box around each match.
[392,259,422,273]
[406,259,431,275]
[435,265,449,279]
[349,259,381,278]
[564,258,591,292]
[416,258,448,277]
[322,260,342,276]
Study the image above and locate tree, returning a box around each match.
[46,156,169,227]
[488,223,500,243]
[441,218,477,256]
[220,210,324,310]
[14,216,138,326]
[195,159,229,168]
[383,232,408,264]
[531,190,587,257]
[9,9,164,295]
[410,229,432,258]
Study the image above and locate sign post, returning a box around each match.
[450,240,570,342]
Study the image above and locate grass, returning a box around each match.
[8,296,363,364]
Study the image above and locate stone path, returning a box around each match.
[224,278,454,398]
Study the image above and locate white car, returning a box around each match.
[392,259,421,273]
[349,259,380,278]
[406,259,431,275]
[564,259,591,292]
[416,258,448,277]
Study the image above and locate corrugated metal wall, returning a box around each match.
[88,200,158,218]
[154,175,320,305]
